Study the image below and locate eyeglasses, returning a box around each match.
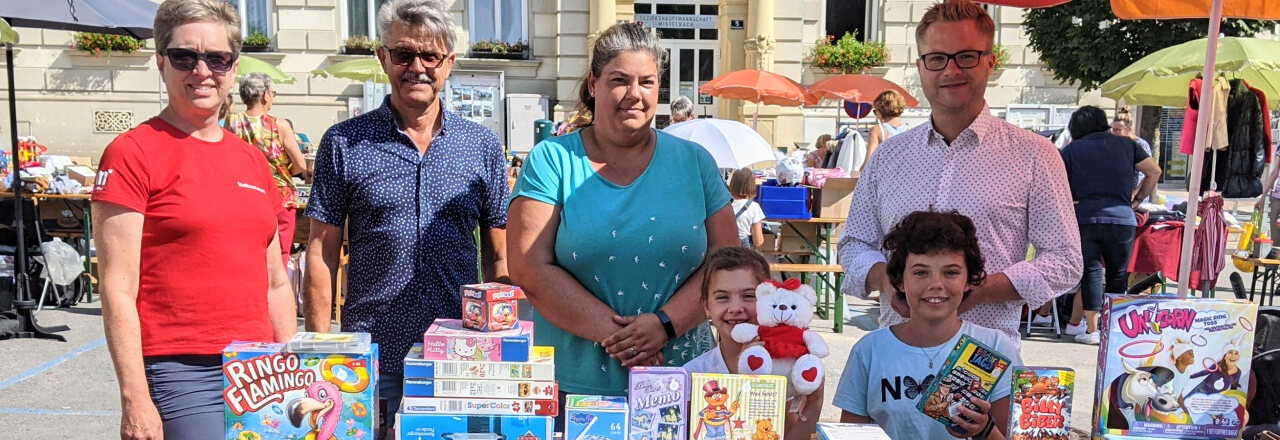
[162,48,237,74]
[918,50,990,71]
[382,46,448,67]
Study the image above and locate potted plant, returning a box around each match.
[343,35,378,55]
[992,43,1011,70]
[72,32,146,56]
[808,31,888,74]
[470,40,529,60]
[242,31,272,52]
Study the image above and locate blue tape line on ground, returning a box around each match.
[0,407,118,416]
[0,336,106,391]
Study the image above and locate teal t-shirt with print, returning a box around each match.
[510,129,731,395]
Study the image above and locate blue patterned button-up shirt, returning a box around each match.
[306,97,509,374]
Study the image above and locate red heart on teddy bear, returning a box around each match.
[747,355,764,370]
[801,367,818,382]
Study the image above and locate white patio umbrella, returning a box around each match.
[663,118,777,169]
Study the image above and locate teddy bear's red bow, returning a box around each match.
[766,278,802,291]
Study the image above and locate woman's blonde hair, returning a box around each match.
[814,134,832,150]
[153,0,242,54]
[873,90,906,119]
[728,167,757,200]
[1113,106,1134,129]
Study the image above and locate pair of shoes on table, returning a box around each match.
[1074,331,1100,345]
[1064,321,1087,336]
[1031,313,1053,326]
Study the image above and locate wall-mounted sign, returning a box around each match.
[635,13,717,29]
[730,19,745,30]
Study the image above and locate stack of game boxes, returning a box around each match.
[396,283,558,439]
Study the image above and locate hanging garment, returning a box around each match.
[1246,83,1274,163]
[834,130,867,173]
[1195,79,1267,197]
[1190,194,1227,289]
[1179,76,1231,155]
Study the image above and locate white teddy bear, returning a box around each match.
[730,279,830,396]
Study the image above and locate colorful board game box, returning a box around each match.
[402,378,558,399]
[222,338,379,440]
[566,395,628,440]
[916,334,1012,433]
[816,422,891,440]
[422,318,533,362]
[400,396,559,416]
[1092,295,1257,439]
[1008,366,1074,439]
[628,367,688,440]
[461,282,524,332]
[396,413,553,439]
[688,373,787,440]
[403,343,554,380]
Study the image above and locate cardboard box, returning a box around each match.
[403,344,554,380]
[460,283,523,332]
[422,319,533,362]
[65,165,96,187]
[396,413,553,439]
[400,396,559,416]
[222,339,380,440]
[628,367,688,440]
[772,222,842,254]
[811,177,857,218]
[817,423,891,440]
[1091,296,1257,440]
[38,199,84,234]
[688,374,787,440]
[402,378,557,399]
[566,395,628,440]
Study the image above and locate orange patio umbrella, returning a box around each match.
[806,74,920,108]
[699,69,817,128]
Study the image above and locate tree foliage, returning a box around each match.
[1024,0,1274,91]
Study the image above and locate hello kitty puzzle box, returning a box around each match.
[422,318,533,362]
[1091,295,1257,440]
[461,282,523,332]
[628,367,688,440]
[222,333,379,440]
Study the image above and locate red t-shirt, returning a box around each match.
[94,117,282,356]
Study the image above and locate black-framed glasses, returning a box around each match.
[382,46,448,67]
[162,48,237,74]
[919,50,990,71]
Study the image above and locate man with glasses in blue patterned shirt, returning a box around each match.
[302,0,510,426]
[838,0,1082,354]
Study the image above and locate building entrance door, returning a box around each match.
[656,42,718,127]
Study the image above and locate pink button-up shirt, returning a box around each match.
[837,108,1083,350]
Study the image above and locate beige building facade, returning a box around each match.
[0,0,1097,159]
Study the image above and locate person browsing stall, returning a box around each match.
[728,168,765,248]
[835,210,1022,440]
[507,21,737,418]
[302,0,510,417]
[683,247,822,440]
[94,1,297,437]
[863,90,909,173]
[837,0,1081,351]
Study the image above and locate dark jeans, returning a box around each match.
[144,355,224,440]
[1078,223,1136,311]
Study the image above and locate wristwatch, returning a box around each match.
[654,310,677,341]
[971,416,996,440]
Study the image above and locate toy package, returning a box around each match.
[1008,366,1074,440]
[815,422,891,440]
[396,413,552,439]
[628,367,688,440]
[688,373,787,440]
[403,343,554,380]
[566,395,628,440]
[916,334,1011,433]
[1092,295,1257,439]
[403,378,557,399]
[422,318,533,362]
[401,396,558,416]
[461,282,523,332]
[222,335,379,440]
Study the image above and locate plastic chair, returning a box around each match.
[1023,300,1061,338]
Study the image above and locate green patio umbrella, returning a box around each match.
[310,57,388,83]
[1101,36,1280,108]
[0,18,17,45]
[238,55,295,84]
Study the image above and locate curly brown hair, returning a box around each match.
[883,210,986,298]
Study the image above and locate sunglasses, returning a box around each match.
[918,50,990,71]
[162,48,237,74]
[382,46,448,68]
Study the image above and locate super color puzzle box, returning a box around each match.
[222,337,379,440]
[1092,295,1257,440]
[688,373,786,440]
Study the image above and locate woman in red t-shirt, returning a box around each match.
[92,1,297,438]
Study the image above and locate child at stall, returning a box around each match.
[833,210,1023,440]
[683,246,821,440]
[728,168,765,248]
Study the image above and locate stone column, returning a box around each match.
[744,0,776,72]
[718,0,749,122]
[588,0,618,49]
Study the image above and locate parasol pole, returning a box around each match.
[1176,0,1225,299]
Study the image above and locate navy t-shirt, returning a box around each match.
[1060,132,1149,226]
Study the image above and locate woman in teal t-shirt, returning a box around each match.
[507,22,737,398]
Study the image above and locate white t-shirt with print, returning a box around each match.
[682,345,732,374]
[832,321,1023,440]
[732,198,766,240]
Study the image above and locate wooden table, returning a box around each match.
[1231,255,1280,305]
[0,191,94,302]
[765,217,847,332]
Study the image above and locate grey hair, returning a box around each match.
[576,22,667,123]
[239,72,272,106]
[670,96,694,119]
[154,0,242,54]
[377,0,457,52]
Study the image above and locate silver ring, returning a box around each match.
[629,347,638,357]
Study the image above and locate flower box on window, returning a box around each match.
[241,32,272,53]
[469,40,529,60]
[343,35,378,56]
[72,32,146,56]
[808,31,887,74]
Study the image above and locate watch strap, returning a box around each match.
[654,310,677,341]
